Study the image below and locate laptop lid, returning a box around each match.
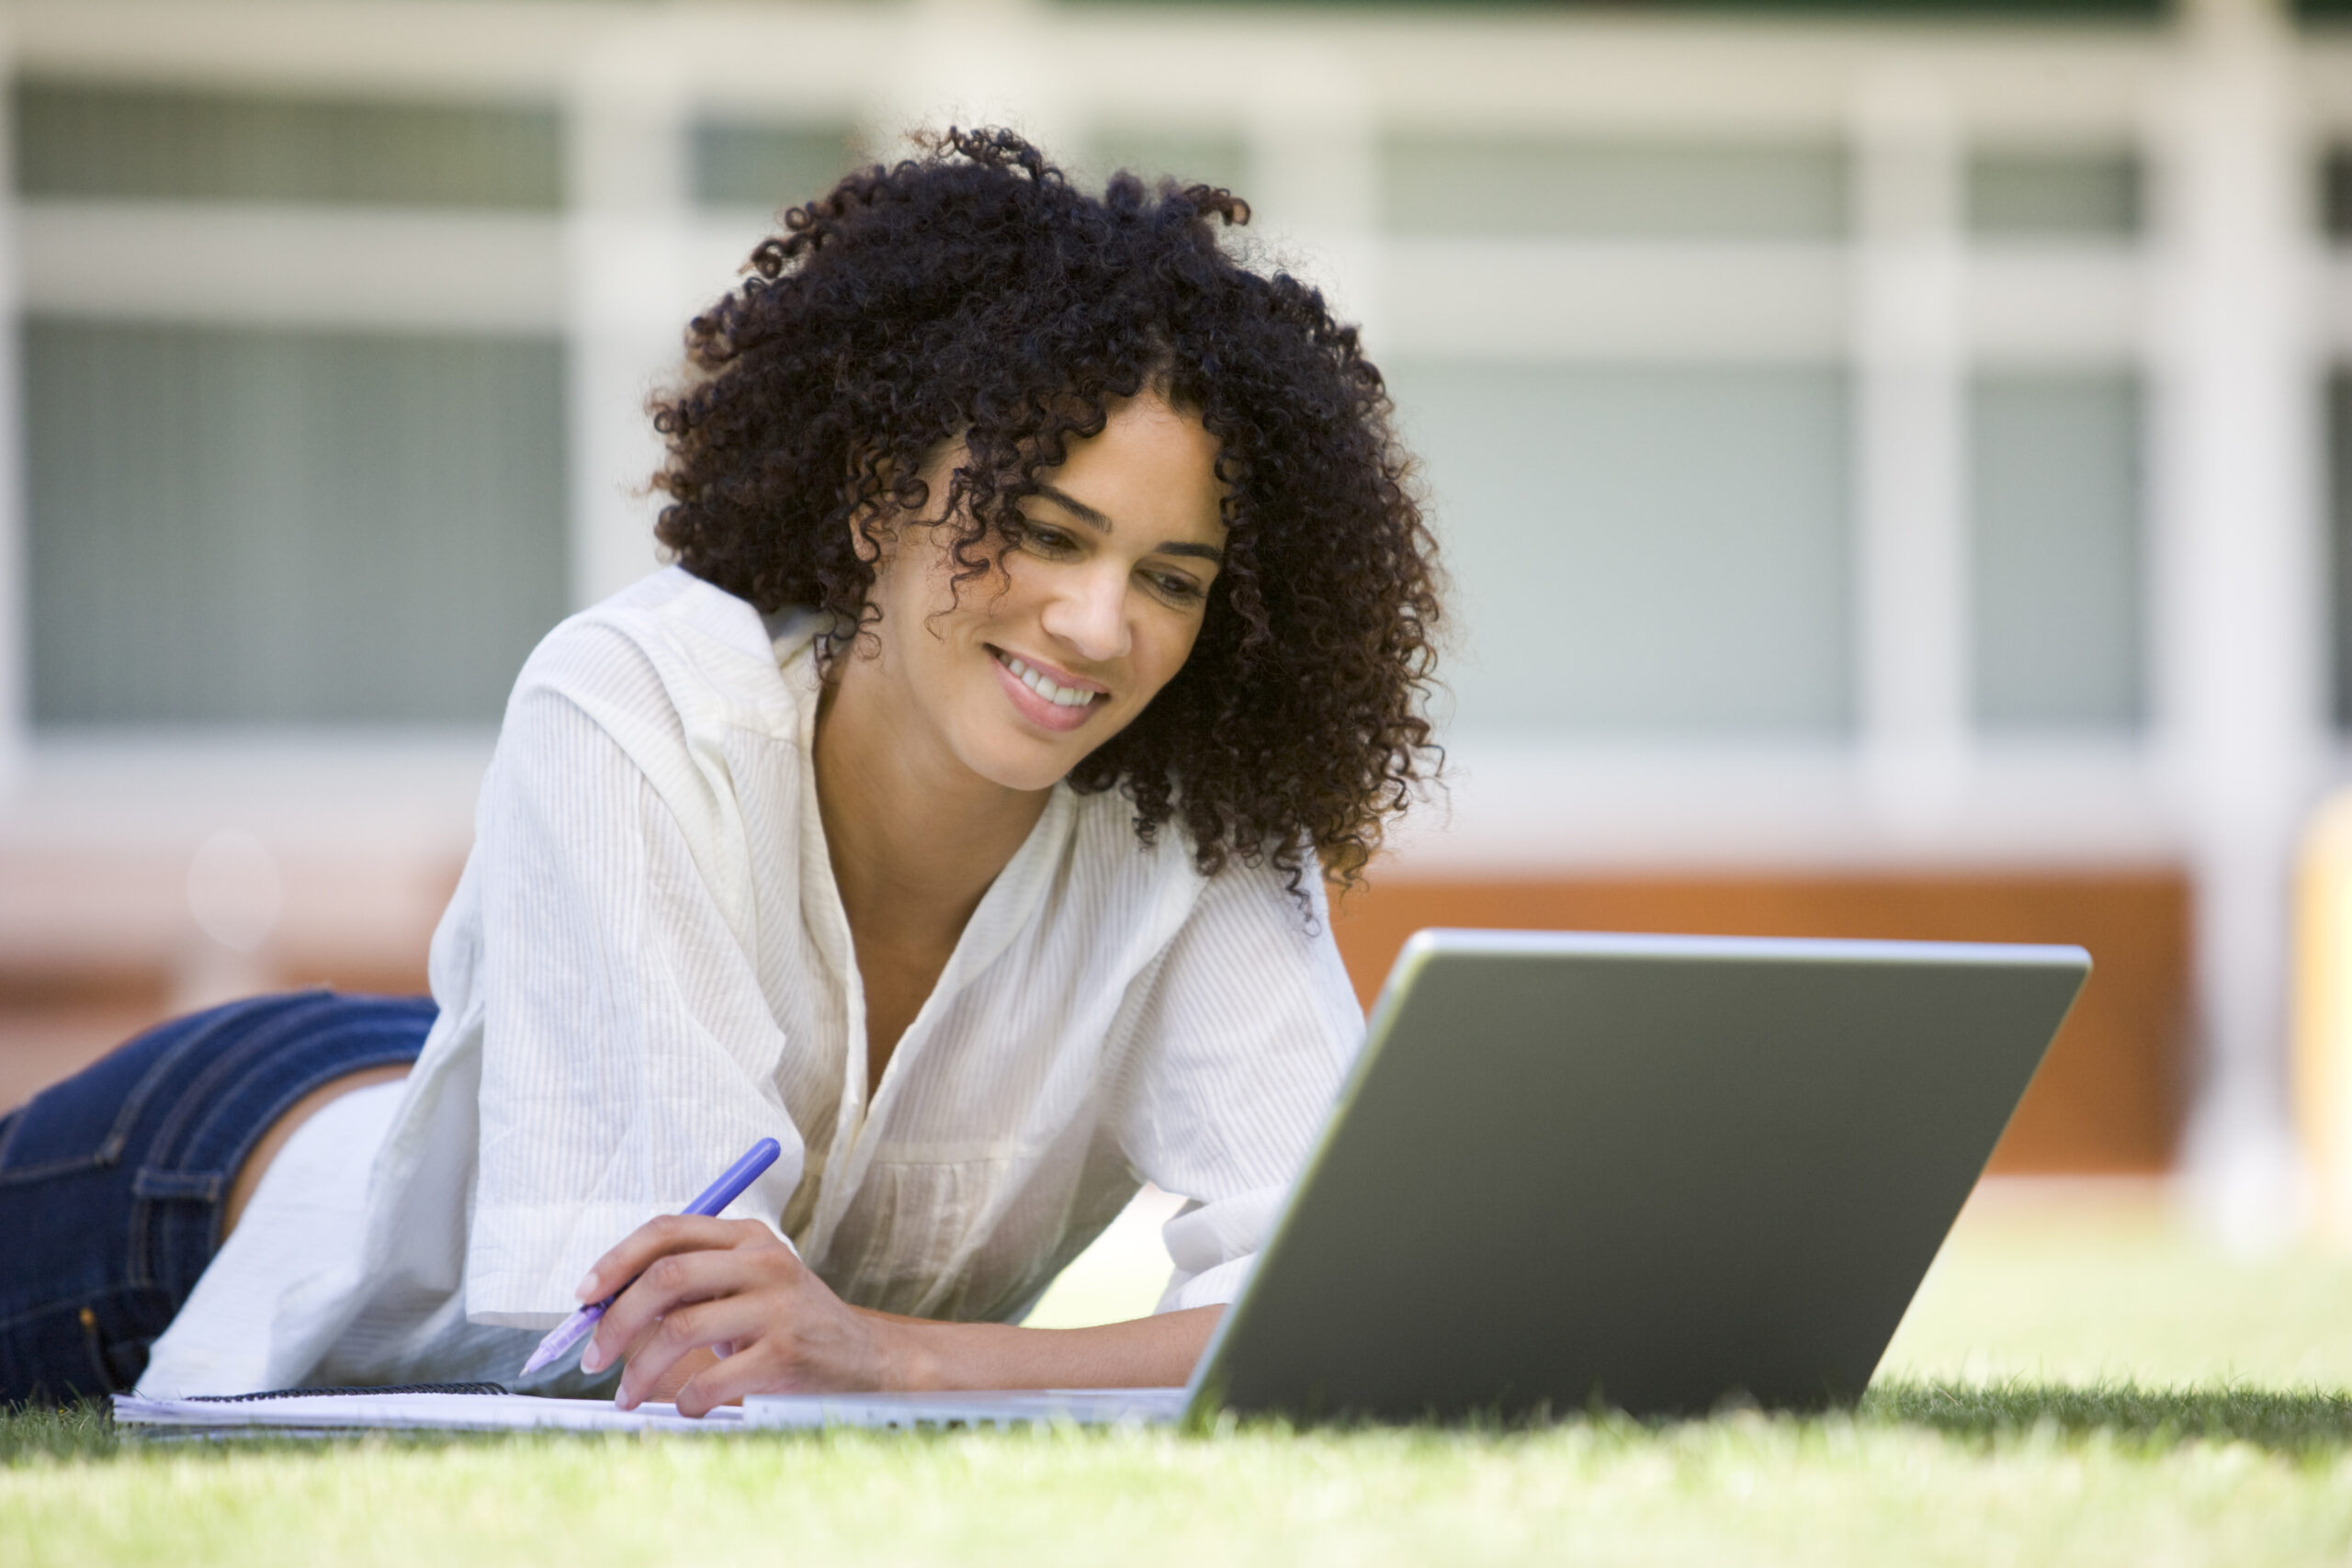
[1184,929,2089,1423]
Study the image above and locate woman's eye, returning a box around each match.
[1018,523,1079,557]
[1148,570,1204,604]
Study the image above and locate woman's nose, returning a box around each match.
[1039,564,1130,662]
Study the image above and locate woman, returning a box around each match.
[0,129,1440,1414]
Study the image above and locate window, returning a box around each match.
[692,120,867,210]
[1385,361,1852,736]
[2323,147,2352,242]
[28,321,569,726]
[1970,373,2144,731]
[17,82,560,209]
[1967,149,2141,238]
[1379,135,1847,240]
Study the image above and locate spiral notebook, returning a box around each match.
[110,1382,1182,1437]
[111,1384,741,1437]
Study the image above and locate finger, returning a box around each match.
[615,1290,779,1412]
[584,1246,751,1377]
[604,1238,806,1408]
[582,1221,799,1377]
[669,1289,884,1417]
[576,1214,752,1304]
[673,1337,804,1418]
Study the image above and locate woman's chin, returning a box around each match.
[956,728,1096,796]
[971,757,1080,796]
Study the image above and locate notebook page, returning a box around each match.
[112,1391,742,1435]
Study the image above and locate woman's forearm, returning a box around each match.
[872,1304,1224,1392]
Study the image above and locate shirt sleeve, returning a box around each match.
[1106,856,1365,1313]
[462,618,808,1328]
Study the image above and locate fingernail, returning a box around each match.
[575,1272,598,1300]
[580,1344,604,1374]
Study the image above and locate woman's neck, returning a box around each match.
[811,665,1052,998]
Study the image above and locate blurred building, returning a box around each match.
[0,0,2345,1224]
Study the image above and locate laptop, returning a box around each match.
[743,928,2089,1428]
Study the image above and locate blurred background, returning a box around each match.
[4,0,2352,1250]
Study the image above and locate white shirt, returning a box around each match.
[142,566,1363,1395]
[138,1080,407,1397]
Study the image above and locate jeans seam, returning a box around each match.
[129,1008,424,1293]
[0,1149,118,1186]
[172,1021,421,1187]
[140,990,334,1180]
[0,994,301,1188]
[124,1037,421,1292]
[0,1018,242,1186]
[121,994,348,1292]
[125,1190,227,1299]
[104,992,311,1168]
[126,1185,155,1294]
[0,1281,144,1337]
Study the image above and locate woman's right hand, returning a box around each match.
[577,1213,918,1416]
[577,1211,1226,1415]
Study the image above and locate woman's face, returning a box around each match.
[847,393,1228,795]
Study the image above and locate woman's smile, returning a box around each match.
[989,646,1110,732]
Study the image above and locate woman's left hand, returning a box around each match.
[575,1215,905,1416]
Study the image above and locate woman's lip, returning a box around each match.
[990,650,1104,733]
[989,646,1108,694]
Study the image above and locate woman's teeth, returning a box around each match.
[999,652,1101,708]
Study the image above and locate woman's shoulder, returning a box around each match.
[1059,786,1329,924]
[511,566,819,739]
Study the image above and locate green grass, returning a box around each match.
[7,1185,2352,1567]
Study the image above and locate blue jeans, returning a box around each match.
[0,990,434,1405]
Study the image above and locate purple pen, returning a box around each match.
[517,1136,784,1377]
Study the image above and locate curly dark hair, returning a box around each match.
[650,127,1441,890]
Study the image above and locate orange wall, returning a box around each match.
[7,860,2191,1174]
[1328,869,2191,1175]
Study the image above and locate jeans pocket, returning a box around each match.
[0,1019,210,1186]
[0,1088,119,1185]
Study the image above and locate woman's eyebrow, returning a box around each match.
[1033,482,1224,563]
[1033,481,1114,533]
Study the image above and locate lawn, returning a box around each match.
[6,1183,2350,1568]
